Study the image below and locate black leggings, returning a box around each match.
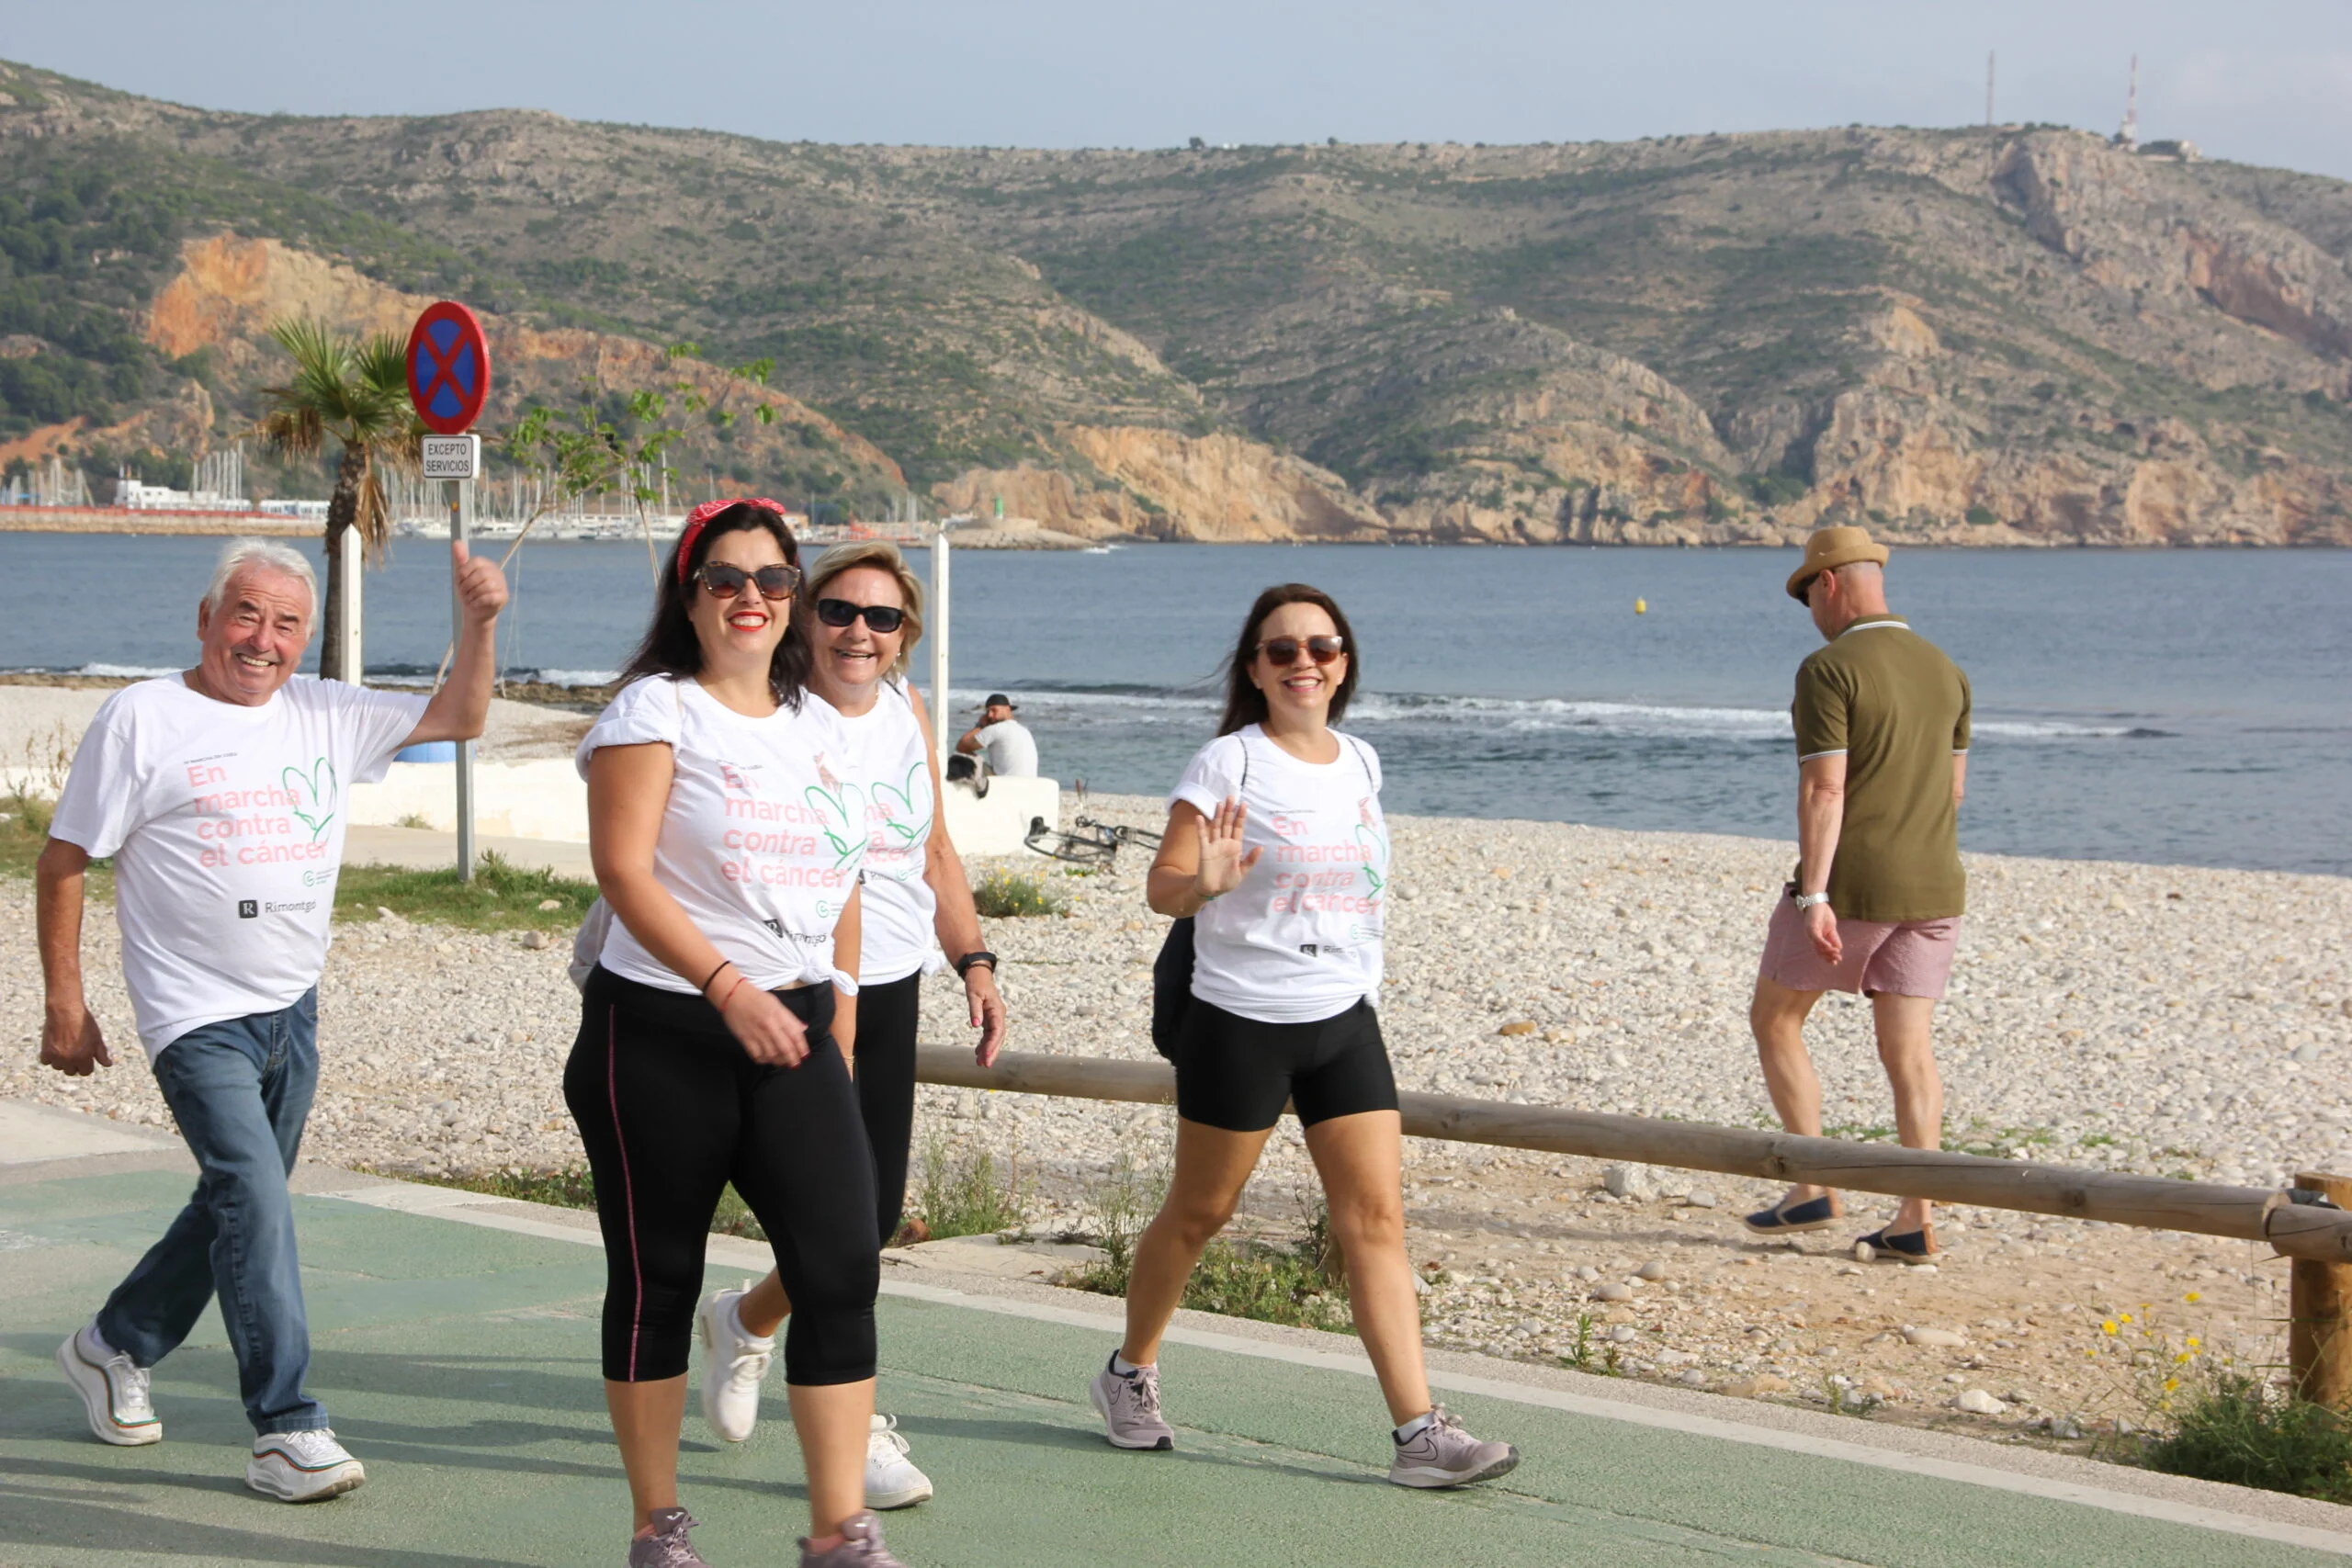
[854,971,922,1247]
[564,966,879,1385]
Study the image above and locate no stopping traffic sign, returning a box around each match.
[405,301,492,435]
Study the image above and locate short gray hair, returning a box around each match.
[205,539,318,626]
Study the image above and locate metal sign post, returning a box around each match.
[930,524,951,760]
[425,433,482,882]
[450,473,476,882]
[405,302,492,885]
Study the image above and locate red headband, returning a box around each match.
[676,497,790,584]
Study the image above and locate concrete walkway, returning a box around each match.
[4,1102,2350,1567]
[344,825,593,878]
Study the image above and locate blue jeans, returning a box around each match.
[96,990,326,1436]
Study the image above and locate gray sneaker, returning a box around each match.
[1387,1405,1519,1488]
[799,1509,903,1566]
[1089,1355,1174,1450]
[629,1507,708,1568]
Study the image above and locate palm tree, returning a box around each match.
[254,319,417,682]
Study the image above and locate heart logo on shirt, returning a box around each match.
[872,762,933,848]
[803,778,868,871]
[283,757,338,842]
[1354,822,1388,897]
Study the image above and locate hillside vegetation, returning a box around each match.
[2,58,2347,544]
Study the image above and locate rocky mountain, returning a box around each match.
[3,58,2348,544]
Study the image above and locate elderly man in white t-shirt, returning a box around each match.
[37,537,505,1503]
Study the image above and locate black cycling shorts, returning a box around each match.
[1173,997,1398,1133]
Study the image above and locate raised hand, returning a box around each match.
[451,539,509,626]
[1193,794,1261,902]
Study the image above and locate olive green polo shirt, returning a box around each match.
[1790,614,1972,922]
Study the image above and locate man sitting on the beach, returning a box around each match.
[1742,525,1970,1263]
[37,537,505,1501]
[956,692,1039,777]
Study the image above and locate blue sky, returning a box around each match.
[5,0,2349,181]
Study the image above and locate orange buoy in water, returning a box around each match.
[1634,597,1647,615]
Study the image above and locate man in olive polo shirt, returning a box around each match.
[1741,525,1971,1263]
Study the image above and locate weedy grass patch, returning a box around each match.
[970,868,1069,918]
[1065,1152,1353,1334]
[337,852,599,932]
[911,1137,1032,1240]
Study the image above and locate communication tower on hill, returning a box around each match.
[2114,54,2140,152]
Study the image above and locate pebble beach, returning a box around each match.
[8,679,2352,1433]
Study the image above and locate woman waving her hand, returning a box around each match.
[1091,584,1520,1491]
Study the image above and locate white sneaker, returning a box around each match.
[247,1428,366,1502]
[865,1413,933,1509]
[58,1323,161,1446]
[698,1285,774,1443]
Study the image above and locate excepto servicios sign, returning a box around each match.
[420,434,481,480]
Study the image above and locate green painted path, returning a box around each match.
[1,1169,2343,1568]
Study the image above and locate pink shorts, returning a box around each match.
[1758,892,1961,1000]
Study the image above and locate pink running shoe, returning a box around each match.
[628,1506,708,1567]
[1089,1354,1175,1450]
[1387,1405,1520,1488]
[799,1509,905,1565]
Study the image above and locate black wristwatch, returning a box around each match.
[954,950,998,979]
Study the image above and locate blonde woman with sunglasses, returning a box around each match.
[693,542,1007,1514]
[1090,583,1520,1490]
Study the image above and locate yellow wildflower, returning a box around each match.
[2185,1292,2202,1303]
[2164,1377,2180,1393]
[2102,1320,2120,1335]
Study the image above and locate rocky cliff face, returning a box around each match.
[139,234,903,490]
[5,60,2350,546]
[934,427,1384,541]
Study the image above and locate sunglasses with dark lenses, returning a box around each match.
[815,598,908,634]
[695,562,802,601]
[1256,634,1347,667]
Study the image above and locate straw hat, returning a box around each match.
[1786,525,1890,602]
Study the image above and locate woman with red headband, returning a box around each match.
[565,500,910,1568]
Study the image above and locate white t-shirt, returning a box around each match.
[1170,725,1388,1024]
[837,676,940,985]
[973,718,1038,777]
[49,675,428,1060]
[577,675,865,995]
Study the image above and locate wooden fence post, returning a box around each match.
[2290,1171,2352,1405]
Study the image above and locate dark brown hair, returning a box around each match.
[618,502,810,709]
[1216,582,1361,737]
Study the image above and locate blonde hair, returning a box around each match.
[804,540,926,678]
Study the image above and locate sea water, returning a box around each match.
[6,535,2345,874]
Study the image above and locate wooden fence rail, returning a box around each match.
[913,1046,2352,1268]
